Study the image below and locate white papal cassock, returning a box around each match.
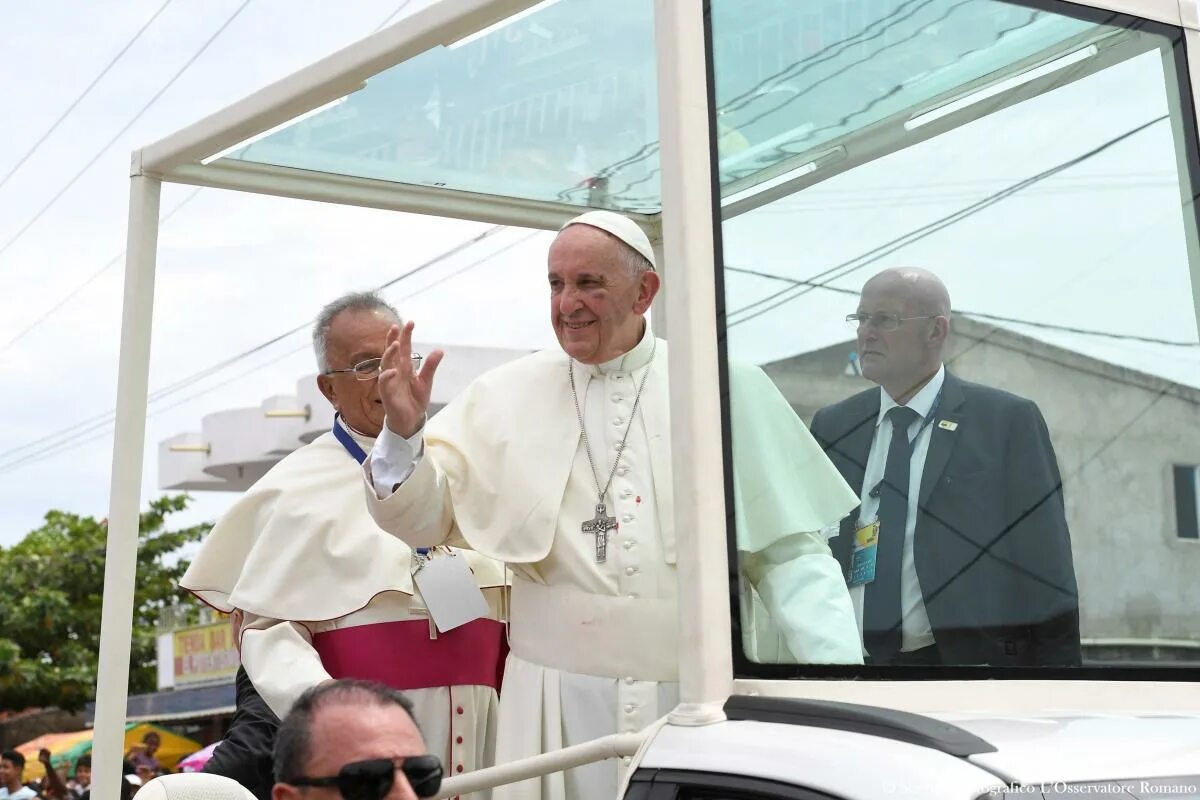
[180,419,507,794]
[365,328,860,800]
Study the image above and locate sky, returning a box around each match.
[0,0,1198,550]
[0,0,561,546]
[723,48,1200,380]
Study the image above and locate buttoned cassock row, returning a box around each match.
[366,328,863,800]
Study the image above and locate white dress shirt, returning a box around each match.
[849,364,946,654]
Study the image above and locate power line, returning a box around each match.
[0,0,176,194]
[578,3,1122,206]
[373,0,415,32]
[6,342,317,476]
[614,2,1105,204]
[147,225,504,402]
[0,188,205,357]
[725,266,1199,348]
[796,261,1191,610]
[555,0,950,204]
[712,7,1047,175]
[0,0,422,358]
[0,227,525,475]
[567,0,1060,205]
[1,227,545,476]
[726,114,1170,328]
[0,225,509,472]
[754,180,1179,212]
[0,0,255,266]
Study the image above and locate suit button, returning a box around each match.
[456,706,464,715]
[456,736,464,745]
[456,765,464,774]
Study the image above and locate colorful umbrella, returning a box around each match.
[17,723,202,781]
[16,730,94,780]
[177,741,222,773]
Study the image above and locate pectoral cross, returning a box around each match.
[581,502,618,563]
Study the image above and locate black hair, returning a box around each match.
[273,680,416,785]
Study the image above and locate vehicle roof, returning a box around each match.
[636,699,1200,797]
[940,711,1200,785]
[638,720,1002,800]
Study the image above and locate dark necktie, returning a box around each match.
[864,405,920,663]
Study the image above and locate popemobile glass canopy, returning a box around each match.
[210,0,1105,216]
[93,0,1200,797]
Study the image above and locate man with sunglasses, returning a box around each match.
[183,293,506,800]
[810,267,1081,667]
[272,680,443,800]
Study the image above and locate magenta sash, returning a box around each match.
[312,618,507,691]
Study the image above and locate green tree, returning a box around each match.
[0,495,210,711]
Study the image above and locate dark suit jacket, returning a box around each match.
[810,371,1081,666]
[203,666,279,800]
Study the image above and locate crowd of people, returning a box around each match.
[1,750,88,800]
[155,210,1079,800]
[2,731,179,800]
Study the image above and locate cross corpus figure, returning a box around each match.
[581,502,618,563]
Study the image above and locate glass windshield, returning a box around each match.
[221,0,662,213]
[712,0,1096,196]
[712,0,1200,674]
[215,0,1102,217]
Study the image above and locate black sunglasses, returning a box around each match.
[288,755,442,800]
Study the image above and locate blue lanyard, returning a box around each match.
[332,415,368,464]
[869,385,944,501]
[333,415,429,556]
[909,384,945,445]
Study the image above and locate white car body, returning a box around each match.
[627,697,1200,799]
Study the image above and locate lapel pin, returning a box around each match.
[938,419,958,431]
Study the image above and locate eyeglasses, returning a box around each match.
[322,354,423,381]
[845,312,938,332]
[287,755,442,800]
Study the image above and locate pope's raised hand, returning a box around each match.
[378,321,443,438]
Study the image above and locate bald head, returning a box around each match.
[854,267,952,403]
[863,267,951,317]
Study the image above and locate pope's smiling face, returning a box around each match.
[547,224,659,365]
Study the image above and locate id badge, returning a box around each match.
[848,520,880,588]
[412,550,489,633]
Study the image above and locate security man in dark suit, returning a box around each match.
[810,268,1081,667]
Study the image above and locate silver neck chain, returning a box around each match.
[568,337,657,505]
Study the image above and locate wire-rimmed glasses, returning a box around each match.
[322,353,423,381]
[845,312,937,332]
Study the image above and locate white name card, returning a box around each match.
[412,551,489,633]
